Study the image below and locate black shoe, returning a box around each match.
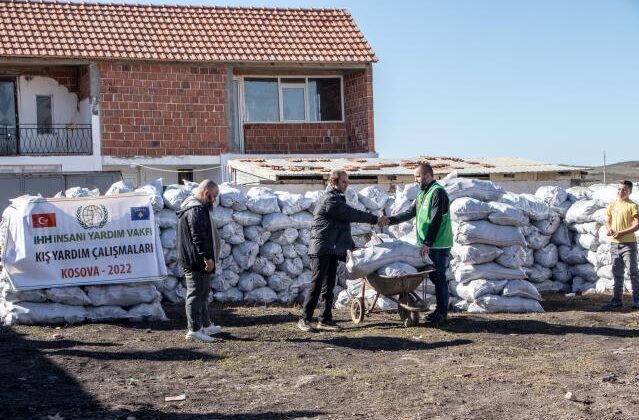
[428,313,447,327]
[601,300,623,311]
[317,320,341,331]
[297,318,314,332]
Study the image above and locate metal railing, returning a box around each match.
[0,124,93,156]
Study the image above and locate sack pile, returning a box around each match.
[0,185,168,325]
[563,184,639,294]
[439,177,544,313]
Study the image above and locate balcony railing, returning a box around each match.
[0,124,93,156]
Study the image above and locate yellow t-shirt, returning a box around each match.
[607,199,639,243]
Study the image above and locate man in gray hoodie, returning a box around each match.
[177,179,222,343]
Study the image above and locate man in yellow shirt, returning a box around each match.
[602,180,639,310]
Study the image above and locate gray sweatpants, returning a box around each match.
[611,242,639,301]
[184,269,212,332]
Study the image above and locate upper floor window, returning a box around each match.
[243,76,342,123]
[36,95,52,134]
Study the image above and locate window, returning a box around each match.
[244,78,279,122]
[177,169,194,183]
[36,95,52,134]
[280,78,306,121]
[309,78,342,121]
[242,76,342,122]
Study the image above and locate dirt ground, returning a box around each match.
[1,293,639,420]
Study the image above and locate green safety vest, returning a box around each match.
[415,182,453,248]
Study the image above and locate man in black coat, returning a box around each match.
[298,170,387,332]
[177,179,222,343]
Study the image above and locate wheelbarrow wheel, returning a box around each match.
[398,294,419,327]
[350,297,365,324]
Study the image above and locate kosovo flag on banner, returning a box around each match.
[130,206,150,221]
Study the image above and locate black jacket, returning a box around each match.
[388,180,450,247]
[176,197,215,272]
[309,188,379,258]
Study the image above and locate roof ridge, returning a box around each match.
[1,0,350,13]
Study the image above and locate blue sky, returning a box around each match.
[104,0,639,166]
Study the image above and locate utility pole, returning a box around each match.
[603,151,607,184]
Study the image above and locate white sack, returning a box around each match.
[565,200,600,224]
[3,302,88,325]
[450,197,492,222]
[357,186,389,211]
[500,192,550,221]
[346,241,432,279]
[262,213,294,231]
[232,241,259,270]
[502,280,542,300]
[246,187,280,214]
[220,222,245,244]
[467,295,544,313]
[212,206,234,228]
[214,287,244,303]
[156,209,178,229]
[454,262,526,283]
[454,279,508,302]
[233,210,262,227]
[533,243,559,268]
[238,272,267,292]
[86,284,160,307]
[526,264,552,283]
[376,262,419,277]
[163,185,192,211]
[495,245,527,269]
[276,191,312,215]
[451,243,503,265]
[160,228,177,249]
[455,220,526,247]
[105,180,134,196]
[45,286,92,306]
[270,228,299,245]
[244,225,271,246]
[488,202,529,227]
[290,211,314,229]
[445,178,504,202]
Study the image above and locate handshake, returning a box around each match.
[377,215,390,227]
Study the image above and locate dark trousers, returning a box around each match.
[301,255,340,322]
[184,268,212,332]
[611,242,639,301]
[428,248,451,317]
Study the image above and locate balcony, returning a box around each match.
[0,124,92,156]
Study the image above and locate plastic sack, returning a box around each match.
[535,186,567,207]
[220,222,245,244]
[238,272,267,292]
[163,185,192,211]
[276,191,312,215]
[244,225,271,246]
[533,243,558,268]
[246,187,280,214]
[450,197,492,222]
[251,256,276,277]
[346,241,432,279]
[502,279,543,300]
[357,185,389,211]
[160,228,177,249]
[454,262,526,283]
[451,243,503,265]
[488,202,529,227]
[127,301,168,322]
[565,200,601,224]
[454,220,526,247]
[262,213,294,231]
[525,264,552,283]
[3,302,88,325]
[105,180,134,196]
[500,192,550,221]
[290,211,314,229]
[135,179,164,212]
[213,287,244,303]
[467,295,544,313]
[495,245,527,269]
[232,241,259,270]
[454,279,508,302]
[156,209,178,229]
[212,206,234,228]
[270,228,299,245]
[218,183,248,211]
[376,262,419,277]
[45,286,92,306]
[445,178,504,202]
[232,210,262,227]
[85,283,161,307]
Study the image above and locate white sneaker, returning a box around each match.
[185,329,217,343]
[203,324,222,335]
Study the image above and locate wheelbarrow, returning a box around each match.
[349,266,434,327]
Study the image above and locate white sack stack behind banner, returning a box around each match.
[0,192,167,325]
[3,193,166,290]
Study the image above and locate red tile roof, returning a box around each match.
[0,0,377,63]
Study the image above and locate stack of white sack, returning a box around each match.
[563,184,639,294]
[335,235,434,311]
[441,175,543,313]
[0,191,167,325]
[502,188,569,293]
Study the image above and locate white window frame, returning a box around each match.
[240,75,344,124]
[279,79,307,122]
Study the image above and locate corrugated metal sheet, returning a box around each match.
[227,156,588,181]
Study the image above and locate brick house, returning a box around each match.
[0,1,377,186]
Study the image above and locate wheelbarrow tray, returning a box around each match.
[363,266,434,296]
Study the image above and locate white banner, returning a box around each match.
[2,193,167,290]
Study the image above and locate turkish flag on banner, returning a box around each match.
[31,213,57,228]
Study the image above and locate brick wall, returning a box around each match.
[344,68,374,153]
[243,67,375,154]
[243,123,348,153]
[78,66,90,100]
[99,62,227,157]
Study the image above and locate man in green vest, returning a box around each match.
[388,162,453,326]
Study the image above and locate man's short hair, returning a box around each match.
[621,180,633,191]
[329,169,347,185]
[197,179,218,192]
[416,162,434,176]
